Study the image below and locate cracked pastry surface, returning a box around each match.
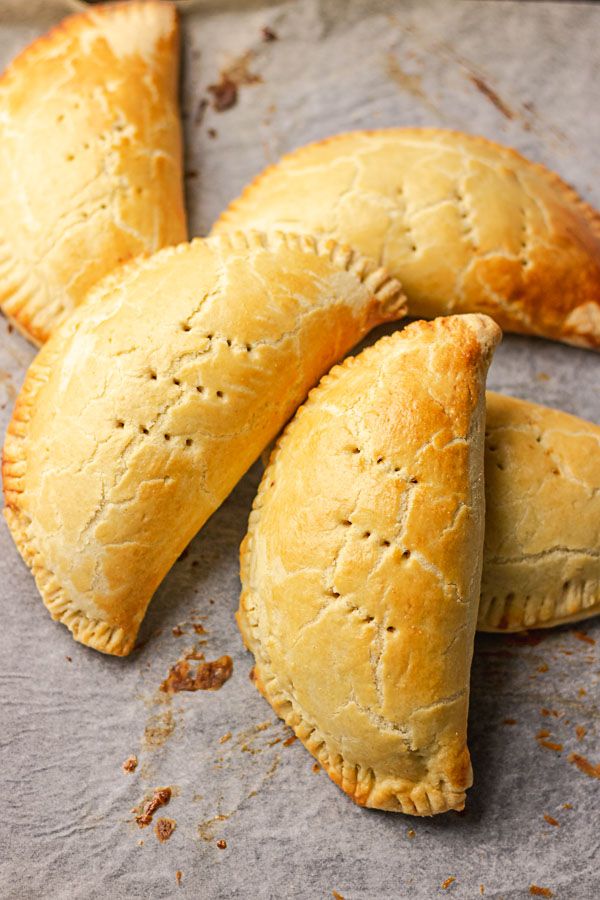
[479,392,600,631]
[238,314,501,814]
[0,1,186,344]
[213,128,600,349]
[2,230,405,656]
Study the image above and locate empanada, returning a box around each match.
[479,392,600,631]
[213,128,600,349]
[2,231,405,656]
[0,1,186,344]
[238,314,501,814]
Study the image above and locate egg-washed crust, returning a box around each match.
[478,392,600,632]
[238,315,501,815]
[213,128,600,349]
[2,230,405,656]
[0,0,186,345]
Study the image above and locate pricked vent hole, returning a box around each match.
[387,626,396,633]
[363,531,371,539]
[381,540,390,547]
[140,426,149,435]
[173,378,180,386]
[226,339,232,347]
[376,457,384,464]
[216,390,224,398]
[341,519,351,527]
[496,462,504,470]
[181,323,191,332]
[409,477,418,484]
[196,385,204,393]
[402,549,411,559]
[116,420,125,428]
[245,344,252,352]
[185,438,193,447]
[351,447,360,454]
[149,371,157,380]
[164,433,171,441]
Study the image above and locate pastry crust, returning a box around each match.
[0,1,186,345]
[2,231,405,656]
[213,128,600,349]
[479,392,600,631]
[238,315,501,814]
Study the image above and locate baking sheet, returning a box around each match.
[0,1,599,897]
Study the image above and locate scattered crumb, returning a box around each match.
[135,787,172,827]
[249,666,256,682]
[312,762,321,774]
[7,322,13,333]
[208,128,218,139]
[539,740,563,753]
[283,735,297,747]
[441,876,456,890]
[536,372,550,382]
[255,721,271,732]
[537,663,549,673]
[155,818,176,843]
[194,97,208,125]
[216,839,227,850]
[537,729,550,739]
[172,625,184,637]
[138,839,144,846]
[575,725,587,741]
[122,755,138,774]
[161,656,233,693]
[65,656,72,663]
[529,887,553,898]
[568,753,600,779]
[262,26,278,42]
[207,51,262,113]
[543,814,559,827]
[407,828,416,840]
[479,888,485,896]
[578,687,587,697]
[541,709,551,717]
[573,631,595,645]
[332,893,344,900]
[503,718,517,725]
[219,732,232,744]
[193,623,207,635]
[208,77,237,112]
[268,738,282,746]
[562,802,573,810]
[176,870,183,885]
[143,706,175,750]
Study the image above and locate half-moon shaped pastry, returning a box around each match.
[0,1,186,344]
[238,314,501,814]
[2,231,405,656]
[213,128,600,349]
[479,392,600,631]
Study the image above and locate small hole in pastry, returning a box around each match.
[365,615,374,623]
[351,447,360,454]
[245,344,252,352]
[410,244,417,252]
[393,467,400,473]
[181,323,191,332]
[173,378,180,386]
[381,540,390,547]
[185,438,193,447]
[536,435,541,443]
[150,372,157,380]
[376,457,383,464]
[552,468,559,475]
[328,589,340,598]
[164,433,171,441]
[141,427,149,435]
[488,445,497,452]
[196,385,204,393]
[496,462,504,470]
[563,580,570,589]
[387,626,395,633]
[216,390,224,398]
[363,531,371,539]
[402,550,411,558]
[409,477,418,484]
[226,339,232,347]
[116,420,125,428]
[506,592,515,602]
[341,519,351,527]
[207,333,214,340]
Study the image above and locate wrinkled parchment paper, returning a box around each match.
[0,1,598,897]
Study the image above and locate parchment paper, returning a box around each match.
[0,1,598,898]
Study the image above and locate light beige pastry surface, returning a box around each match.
[213,128,600,349]
[479,392,600,631]
[0,1,186,345]
[2,231,405,656]
[238,315,501,815]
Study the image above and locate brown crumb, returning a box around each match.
[332,893,344,900]
[268,738,282,746]
[568,753,600,779]
[407,828,416,839]
[155,818,176,842]
[536,372,550,382]
[194,97,208,125]
[216,839,227,850]
[122,755,138,774]
[578,687,587,697]
[249,666,256,682]
[176,871,183,885]
[208,77,238,112]
[161,655,233,693]
[529,887,553,898]
[537,663,549,673]
[193,623,207,635]
[543,814,559,827]
[573,630,595,645]
[172,625,184,637]
[185,648,206,661]
[255,721,271,732]
[312,762,321,773]
[283,735,297,747]
[65,656,72,662]
[575,725,587,740]
[541,708,551,717]
[562,802,573,810]
[7,322,13,333]
[503,718,517,725]
[441,876,456,890]
[539,740,563,753]
[207,128,218,139]
[219,732,232,744]
[537,729,550,739]
[262,26,278,42]
[479,888,485,896]
[135,787,172,827]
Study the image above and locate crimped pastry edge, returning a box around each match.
[2,230,405,656]
[237,317,497,815]
[478,582,600,633]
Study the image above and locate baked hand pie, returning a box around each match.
[238,314,501,814]
[213,128,600,349]
[0,1,186,344]
[479,392,600,632]
[2,231,405,656]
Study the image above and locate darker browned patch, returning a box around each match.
[467,73,514,119]
[161,656,233,693]
[135,787,172,827]
[155,818,176,842]
[122,755,138,774]
[569,753,600,779]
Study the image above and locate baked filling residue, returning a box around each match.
[160,656,233,693]
[135,787,172,828]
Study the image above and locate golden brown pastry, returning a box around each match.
[0,1,186,344]
[238,314,501,815]
[2,231,405,656]
[213,128,600,349]
[479,392,600,631]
